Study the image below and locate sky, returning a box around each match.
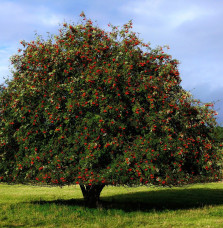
[0,0,222,126]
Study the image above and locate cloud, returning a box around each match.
[36,10,64,27]
[0,1,66,44]
[120,0,213,28]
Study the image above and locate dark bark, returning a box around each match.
[80,184,105,207]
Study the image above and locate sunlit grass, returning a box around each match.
[1,182,223,227]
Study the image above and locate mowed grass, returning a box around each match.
[1,182,223,227]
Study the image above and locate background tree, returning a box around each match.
[0,13,222,206]
[213,126,223,143]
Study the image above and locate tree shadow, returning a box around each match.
[31,187,223,212]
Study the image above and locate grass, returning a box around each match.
[1,182,223,227]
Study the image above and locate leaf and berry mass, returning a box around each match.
[0,13,222,201]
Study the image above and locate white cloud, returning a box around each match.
[0,2,66,43]
[168,7,211,28]
[39,14,63,27]
[120,0,214,29]
[128,0,162,14]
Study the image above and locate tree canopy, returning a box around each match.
[0,13,222,204]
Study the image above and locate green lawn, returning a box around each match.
[1,182,223,227]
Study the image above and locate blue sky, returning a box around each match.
[0,0,222,125]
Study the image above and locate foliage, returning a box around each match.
[213,126,223,145]
[0,13,222,193]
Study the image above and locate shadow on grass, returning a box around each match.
[30,187,223,212]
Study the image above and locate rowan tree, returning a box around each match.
[0,13,222,206]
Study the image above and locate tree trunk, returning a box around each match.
[80,184,105,207]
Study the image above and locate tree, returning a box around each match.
[213,126,223,143]
[0,13,222,206]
